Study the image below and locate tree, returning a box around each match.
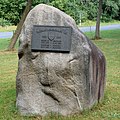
[7,0,33,51]
[0,0,26,25]
[94,0,103,39]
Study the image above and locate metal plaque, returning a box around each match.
[31,25,72,52]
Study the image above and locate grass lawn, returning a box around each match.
[0,26,16,32]
[0,38,18,51]
[78,20,120,27]
[0,29,120,120]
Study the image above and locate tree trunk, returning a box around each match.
[7,0,32,51]
[94,0,103,40]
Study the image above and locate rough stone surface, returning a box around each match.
[16,4,106,116]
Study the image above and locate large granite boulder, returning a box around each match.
[16,4,106,116]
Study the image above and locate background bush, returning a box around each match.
[0,18,12,27]
[0,0,120,26]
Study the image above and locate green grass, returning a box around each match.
[85,29,120,40]
[0,29,120,119]
[0,26,16,32]
[0,38,10,50]
[0,38,18,51]
[78,20,120,27]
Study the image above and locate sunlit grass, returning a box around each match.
[0,26,16,32]
[0,38,18,51]
[85,29,120,40]
[79,20,120,27]
[0,29,120,119]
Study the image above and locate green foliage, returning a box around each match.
[102,0,120,22]
[0,0,120,25]
[50,0,82,24]
[0,18,12,27]
[82,1,97,21]
[0,0,26,25]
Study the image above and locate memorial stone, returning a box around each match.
[16,4,106,116]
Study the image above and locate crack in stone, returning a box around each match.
[41,88,60,103]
